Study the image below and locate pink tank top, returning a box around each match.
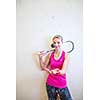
[46,51,67,88]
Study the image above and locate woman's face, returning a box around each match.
[53,38,63,49]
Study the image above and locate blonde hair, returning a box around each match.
[52,35,63,43]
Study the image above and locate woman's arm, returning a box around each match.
[39,53,52,74]
[58,53,69,75]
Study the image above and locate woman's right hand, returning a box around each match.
[51,68,60,74]
[39,50,48,56]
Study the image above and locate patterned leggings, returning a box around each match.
[46,83,72,100]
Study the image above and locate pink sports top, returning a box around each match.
[46,51,67,88]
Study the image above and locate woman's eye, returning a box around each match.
[53,42,60,44]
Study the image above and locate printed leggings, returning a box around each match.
[46,83,72,100]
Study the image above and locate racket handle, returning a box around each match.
[34,50,54,55]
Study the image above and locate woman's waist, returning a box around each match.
[46,74,67,88]
[47,74,66,80]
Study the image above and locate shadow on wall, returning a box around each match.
[32,53,49,100]
[16,76,48,100]
[16,54,49,100]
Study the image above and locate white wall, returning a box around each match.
[16,0,83,100]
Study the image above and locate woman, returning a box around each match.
[39,35,72,100]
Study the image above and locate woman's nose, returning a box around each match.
[54,43,58,47]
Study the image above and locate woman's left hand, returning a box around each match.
[51,68,60,74]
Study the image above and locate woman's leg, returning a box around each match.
[46,83,57,100]
[58,87,72,100]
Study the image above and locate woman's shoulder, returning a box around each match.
[63,51,69,58]
[47,51,54,58]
